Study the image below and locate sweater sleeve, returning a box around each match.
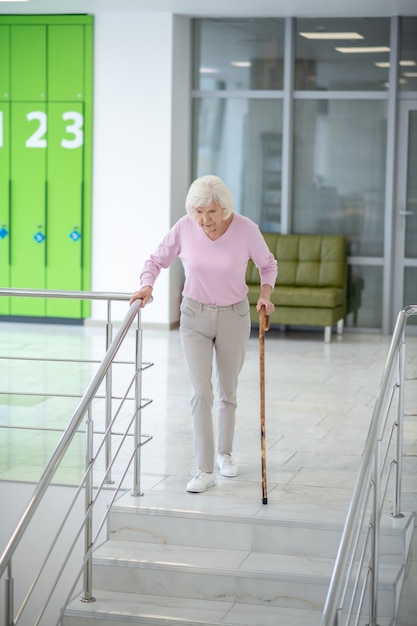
[249,226,277,288]
[139,221,181,288]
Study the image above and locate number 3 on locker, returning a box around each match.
[0,111,83,149]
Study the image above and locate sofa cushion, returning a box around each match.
[246,234,346,289]
[273,286,346,308]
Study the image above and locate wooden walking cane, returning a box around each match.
[259,305,270,505]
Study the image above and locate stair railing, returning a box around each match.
[0,288,153,626]
[320,304,417,626]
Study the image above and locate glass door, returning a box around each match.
[393,100,417,328]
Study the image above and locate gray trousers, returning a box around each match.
[179,297,251,473]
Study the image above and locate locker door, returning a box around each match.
[48,25,86,101]
[0,103,10,315]
[10,103,46,316]
[46,103,84,317]
[10,26,46,101]
[0,25,10,101]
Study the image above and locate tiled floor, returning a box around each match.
[0,320,416,623]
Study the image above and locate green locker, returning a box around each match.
[10,103,47,316]
[81,23,94,320]
[0,25,10,101]
[10,26,47,101]
[48,25,86,101]
[46,103,84,317]
[0,103,10,315]
[0,26,10,313]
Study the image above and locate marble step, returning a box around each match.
[62,490,410,625]
[91,537,403,617]
[109,490,414,564]
[62,589,393,626]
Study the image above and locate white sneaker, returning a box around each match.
[216,453,238,477]
[186,471,215,493]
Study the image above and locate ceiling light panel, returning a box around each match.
[299,32,364,40]
[230,61,252,67]
[336,46,390,54]
[375,60,417,68]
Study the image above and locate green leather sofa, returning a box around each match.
[247,233,348,342]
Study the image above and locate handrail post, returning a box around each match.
[81,405,95,603]
[369,440,381,626]
[132,310,143,496]
[104,299,114,484]
[392,330,405,518]
[5,561,14,626]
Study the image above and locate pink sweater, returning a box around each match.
[140,213,277,306]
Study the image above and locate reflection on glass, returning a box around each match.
[346,265,383,328]
[193,98,283,226]
[404,268,417,326]
[295,18,390,90]
[405,111,417,258]
[292,100,387,256]
[400,17,417,92]
[193,19,285,91]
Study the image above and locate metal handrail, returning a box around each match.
[320,304,417,626]
[0,288,153,625]
[0,287,133,301]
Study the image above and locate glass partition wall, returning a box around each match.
[191,16,417,332]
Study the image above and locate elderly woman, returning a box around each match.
[130,175,277,493]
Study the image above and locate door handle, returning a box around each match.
[399,210,413,216]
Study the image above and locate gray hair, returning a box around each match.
[185,175,234,219]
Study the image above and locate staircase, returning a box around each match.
[62,490,414,626]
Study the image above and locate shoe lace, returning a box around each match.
[222,454,233,465]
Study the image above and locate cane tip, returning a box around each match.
[262,497,268,505]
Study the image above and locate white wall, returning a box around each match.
[91,11,190,326]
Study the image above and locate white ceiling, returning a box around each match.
[1,0,417,17]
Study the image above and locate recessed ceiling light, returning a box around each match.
[404,72,417,77]
[299,32,364,40]
[375,60,417,68]
[230,61,252,68]
[336,46,390,54]
[199,68,219,74]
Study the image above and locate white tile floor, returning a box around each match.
[0,320,416,624]
[0,320,416,507]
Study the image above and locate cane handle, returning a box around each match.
[259,305,270,333]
